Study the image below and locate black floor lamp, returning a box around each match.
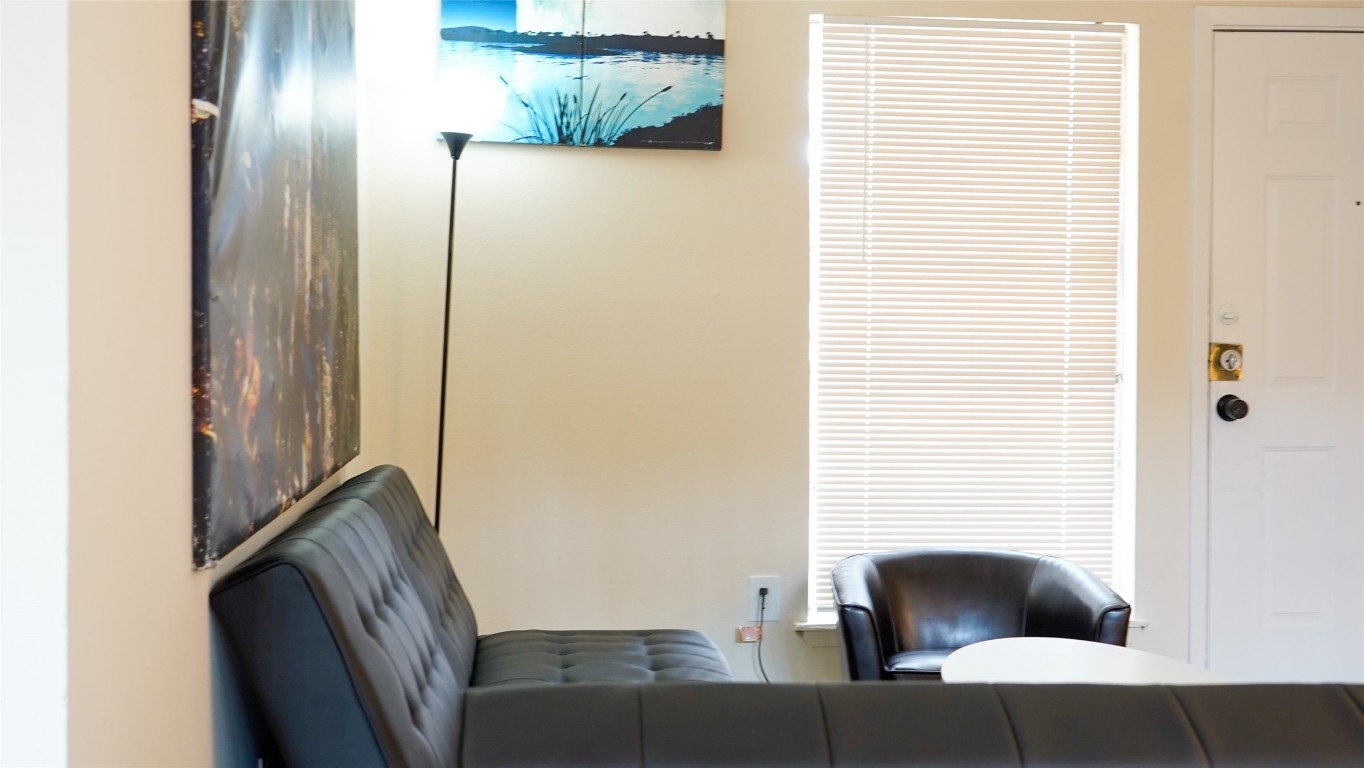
[434,131,472,532]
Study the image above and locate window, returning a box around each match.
[809,16,1137,615]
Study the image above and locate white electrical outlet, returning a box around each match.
[747,575,781,622]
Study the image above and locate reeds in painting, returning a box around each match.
[500,77,673,146]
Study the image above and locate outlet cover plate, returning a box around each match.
[747,575,781,622]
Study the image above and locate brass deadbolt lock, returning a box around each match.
[1209,342,1244,382]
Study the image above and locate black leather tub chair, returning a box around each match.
[831,548,1131,681]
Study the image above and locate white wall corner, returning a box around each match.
[0,1,71,765]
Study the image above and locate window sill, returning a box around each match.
[794,613,839,647]
[795,612,838,633]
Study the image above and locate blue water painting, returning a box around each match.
[437,0,725,149]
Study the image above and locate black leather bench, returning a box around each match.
[212,465,1364,767]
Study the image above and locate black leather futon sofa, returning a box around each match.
[211,465,1364,767]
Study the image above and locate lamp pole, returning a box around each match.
[434,131,472,532]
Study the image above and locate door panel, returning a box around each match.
[1263,449,1332,621]
[1265,178,1337,384]
[1207,31,1364,683]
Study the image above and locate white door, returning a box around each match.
[1207,31,1364,682]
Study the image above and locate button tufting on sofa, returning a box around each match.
[471,629,733,687]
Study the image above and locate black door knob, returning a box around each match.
[1217,394,1249,422]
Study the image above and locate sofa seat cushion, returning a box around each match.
[887,648,955,678]
[472,629,733,687]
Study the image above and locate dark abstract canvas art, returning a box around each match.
[437,0,725,149]
[190,0,360,568]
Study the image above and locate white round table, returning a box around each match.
[941,637,1226,684]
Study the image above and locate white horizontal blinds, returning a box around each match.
[810,17,1128,611]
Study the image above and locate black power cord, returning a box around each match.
[756,587,771,683]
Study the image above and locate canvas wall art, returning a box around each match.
[190,0,360,568]
[437,0,725,149]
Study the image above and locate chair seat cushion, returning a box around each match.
[472,629,734,687]
[887,648,956,677]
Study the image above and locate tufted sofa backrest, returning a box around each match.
[315,465,482,682]
[211,465,477,768]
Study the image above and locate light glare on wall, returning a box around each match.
[436,68,506,137]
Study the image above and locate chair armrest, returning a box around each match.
[831,555,894,680]
[1024,557,1131,645]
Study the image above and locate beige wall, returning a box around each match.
[63,5,199,763]
[36,0,1357,765]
